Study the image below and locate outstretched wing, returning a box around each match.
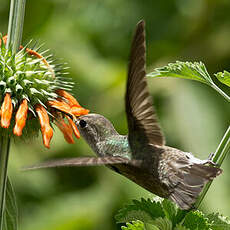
[23,156,130,170]
[125,20,165,151]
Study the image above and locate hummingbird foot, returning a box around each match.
[201,152,219,167]
[208,152,215,161]
[202,159,218,167]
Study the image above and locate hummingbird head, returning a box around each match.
[75,113,118,153]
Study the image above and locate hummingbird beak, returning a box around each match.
[51,107,79,125]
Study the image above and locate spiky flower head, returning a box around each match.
[0,35,89,148]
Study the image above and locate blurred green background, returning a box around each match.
[0,0,230,229]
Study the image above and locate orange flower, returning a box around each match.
[0,34,89,148]
[56,89,80,106]
[66,116,80,139]
[13,99,28,136]
[55,117,75,144]
[1,93,13,129]
[35,104,53,148]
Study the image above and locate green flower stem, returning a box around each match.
[7,0,26,52]
[194,126,230,209]
[210,83,230,102]
[0,136,10,229]
[0,0,26,229]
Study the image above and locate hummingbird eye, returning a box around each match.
[79,119,87,128]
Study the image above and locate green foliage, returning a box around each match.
[147,61,230,102]
[173,225,188,230]
[116,198,164,224]
[3,179,18,230]
[152,217,172,230]
[148,61,211,84]
[215,71,230,87]
[116,198,230,230]
[121,221,145,230]
[206,213,230,230]
[183,211,210,230]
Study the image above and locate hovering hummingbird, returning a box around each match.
[27,20,222,210]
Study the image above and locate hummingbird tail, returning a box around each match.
[167,162,222,210]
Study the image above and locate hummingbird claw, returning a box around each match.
[201,152,219,167]
[202,159,218,167]
[208,152,215,161]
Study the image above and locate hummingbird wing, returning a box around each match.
[125,20,165,149]
[23,156,130,170]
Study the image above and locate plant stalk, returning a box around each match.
[7,0,26,52]
[194,126,230,209]
[0,136,10,229]
[0,0,26,229]
[211,83,230,103]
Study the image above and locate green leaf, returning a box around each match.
[215,71,230,87]
[162,199,176,220]
[145,223,160,230]
[115,198,164,224]
[147,61,212,84]
[116,210,154,224]
[152,217,172,230]
[183,210,210,230]
[161,199,178,226]
[121,221,145,230]
[3,178,18,230]
[161,199,186,227]
[174,224,189,230]
[116,198,230,230]
[206,213,230,230]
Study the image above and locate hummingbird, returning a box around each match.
[27,20,222,210]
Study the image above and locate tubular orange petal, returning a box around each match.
[1,93,13,128]
[3,35,7,44]
[25,48,50,67]
[70,106,89,116]
[0,35,7,46]
[56,89,80,106]
[55,118,74,144]
[13,99,28,136]
[35,104,53,148]
[66,116,80,139]
[47,100,71,115]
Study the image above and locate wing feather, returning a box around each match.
[23,156,130,170]
[126,20,165,152]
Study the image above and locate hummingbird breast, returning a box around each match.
[93,135,169,196]
[93,133,221,210]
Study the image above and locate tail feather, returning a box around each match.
[168,162,222,210]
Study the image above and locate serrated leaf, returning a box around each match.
[115,198,164,224]
[174,209,187,227]
[152,217,172,230]
[147,61,212,84]
[183,210,210,230]
[161,199,187,227]
[174,224,189,230]
[145,223,160,230]
[215,71,230,87]
[206,213,230,230]
[121,221,145,230]
[117,210,154,224]
[3,178,18,230]
[162,199,177,225]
